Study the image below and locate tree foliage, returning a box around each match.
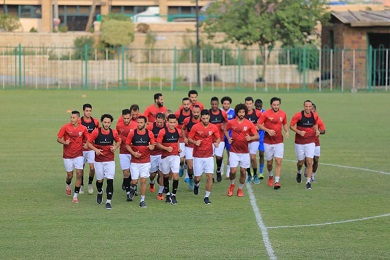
[101,20,134,47]
[203,0,330,75]
[0,14,22,32]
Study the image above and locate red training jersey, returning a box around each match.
[88,127,120,162]
[225,118,258,154]
[209,109,228,140]
[126,128,155,163]
[79,117,99,151]
[146,122,164,156]
[290,111,319,144]
[182,116,200,148]
[116,120,137,154]
[143,105,167,123]
[58,123,89,159]
[188,122,220,158]
[156,127,182,158]
[315,117,325,146]
[257,109,288,145]
[179,101,204,111]
[174,108,192,142]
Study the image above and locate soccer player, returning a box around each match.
[255,99,265,180]
[290,100,320,190]
[244,97,262,184]
[116,109,137,201]
[146,113,165,200]
[187,89,205,110]
[308,103,326,182]
[209,96,228,182]
[156,114,182,205]
[221,96,235,178]
[57,110,89,203]
[225,104,259,197]
[257,97,289,189]
[80,103,99,195]
[188,109,220,204]
[143,93,167,124]
[182,105,201,190]
[174,97,192,178]
[86,114,121,209]
[125,115,156,208]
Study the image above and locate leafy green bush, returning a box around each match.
[30,27,38,33]
[73,36,95,60]
[0,14,21,32]
[58,25,68,33]
[278,45,320,72]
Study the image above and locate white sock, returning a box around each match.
[226,165,230,177]
[268,171,273,177]
[158,185,164,193]
[306,177,311,183]
[312,172,316,177]
[73,193,78,198]
[230,179,235,185]
[275,176,280,183]
[140,195,145,202]
[238,183,244,189]
[205,191,211,197]
[106,199,111,204]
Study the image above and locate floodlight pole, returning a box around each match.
[195,0,201,88]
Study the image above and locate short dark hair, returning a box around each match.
[122,109,131,115]
[154,93,163,101]
[82,104,92,111]
[221,96,232,104]
[200,109,210,116]
[188,90,198,97]
[270,97,281,105]
[167,114,176,121]
[312,103,317,109]
[245,96,254,102]
[137,115,147,123]
[234,103,248,116]
[72,110,80,117]
[304,99,312,105]
[156,112,165,120]
[101,114,113,122]
[130,104,139,112]
[210,96,219,103]
[182,97,190,102]
[255,99,263,105]
[192,105,201,110]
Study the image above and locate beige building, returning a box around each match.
[1,0,389,32]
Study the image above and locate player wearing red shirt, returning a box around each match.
[57,110,89,203]
[179,90,205,111]
[156,114,182,205]
[80,103,100,195]
[257,97,289,189]
[188,110,220,205]
[244,96,263,184]
[304,104,326,182]
[209,96,228,182]
[290,100,320,190]
[125,116,155,208]
[174,97,192,179]
[146,113,166,200]
[225,104,259,197]
[143,93,168,124]
[87,114,121,209]
[182,105,201,190]
[116,109,138,201]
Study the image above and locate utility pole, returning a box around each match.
[195,0,201,88]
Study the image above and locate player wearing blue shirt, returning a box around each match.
[221,96,235,178]
[255,99,265,179]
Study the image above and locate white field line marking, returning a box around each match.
[284,159,390,175]
[246,183,277,260]
[268,213,390,229]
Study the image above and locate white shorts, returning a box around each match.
[193,157,214,177]
[119,154,131,171]
[94,161,115,180]
[63,156,84,172]
[314,146,321,157]
[213,141,225,157]
[83,151,95,164]
[229,152,250,169]
[185,146,194,160]
[161,155,180,174]
[248,141,259,155]
[130,162,151,180]
[294,143,315,161]
[150,154,162,173]
[264,143,284,161]
[179,143,185,157]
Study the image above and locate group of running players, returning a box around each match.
[57,90,326,209]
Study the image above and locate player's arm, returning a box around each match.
[57,137,69,145]
[187,127,201,146]
[110,131,121,152]
[148,131,155,150]
[156,129,172,152]
[289,113,304,136]
[213,130,221,147]
[246,125,259,141]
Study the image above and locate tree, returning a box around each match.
[100,19,135,47]
[203,0,330,78]
[0,14,22,32]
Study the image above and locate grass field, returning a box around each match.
[1,90,389,259]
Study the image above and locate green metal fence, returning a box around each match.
[1,44,389,92]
